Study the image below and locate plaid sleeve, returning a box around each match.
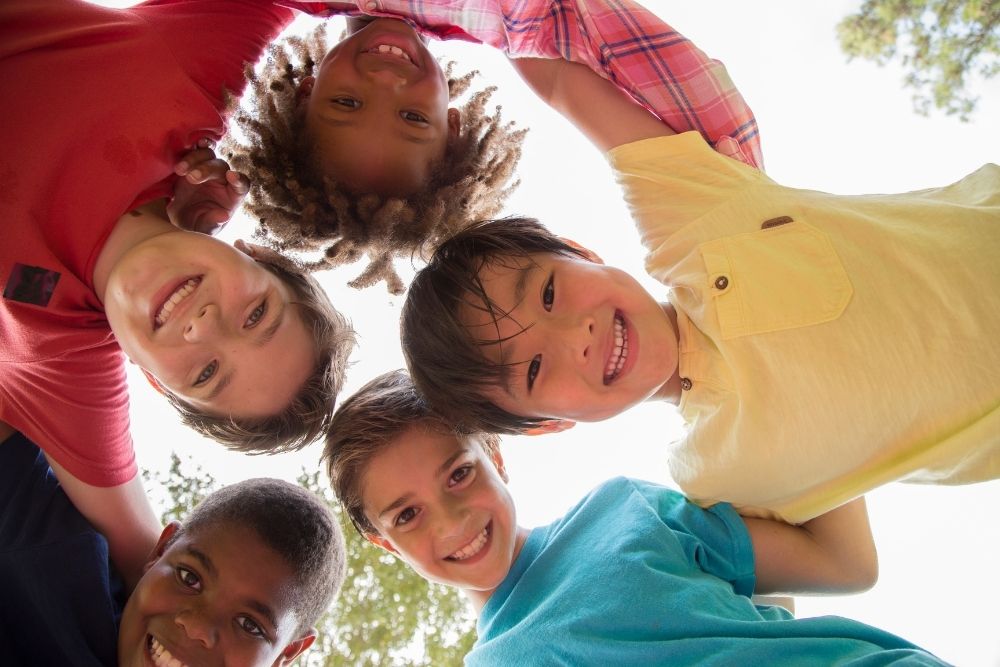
[372,0,763,169]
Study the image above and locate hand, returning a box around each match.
[167,138,249,236]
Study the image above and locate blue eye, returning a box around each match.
[246,300,267,327]
[527,355,541,391]
[194,360,218,387]
[542,275,554,311]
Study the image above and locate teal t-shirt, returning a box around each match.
[469,478,947,666]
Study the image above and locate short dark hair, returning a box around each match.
[322,369,500,535]
[401,217,589,434]
[181,477,346,635]
[165,257,356,454]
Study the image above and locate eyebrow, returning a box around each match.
[185,545,217,578]
[376,449,468,519]
[512,264,538,307]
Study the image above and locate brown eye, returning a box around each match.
[542,275,555,311]
[527,355,541,391]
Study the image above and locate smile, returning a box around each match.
[148,635,190,667]
[447,525,490,561]
[365,43,413,64]
[154,277,200,329]
[604,311,628,384]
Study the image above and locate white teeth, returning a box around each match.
[604,314,628,383]
[155,278,199,327]
[448,528,488,561]
[149,636,189,667]
[370,43,412,62]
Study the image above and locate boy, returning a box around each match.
[323,371,950,665]
[1,0,352,587]
[229,0,761,292]
[399,47,1000,524]
[0,422,345,667]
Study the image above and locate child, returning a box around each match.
[322,370,951,665]
[0,0,352,588]
[228,0,761,292]
[399,43,1000,525]
[0,423,345,667]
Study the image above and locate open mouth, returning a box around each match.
[446,523,491,561]
[364,43,414,64]
[603,311,628,384]
[153,277,201,329]
[147,635,190,667]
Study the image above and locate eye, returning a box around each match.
[236,615,266,639]
[395,506,419,527]
[176,566,201,591]
[542,274,555,311]
[401,110,428,124]
[332,96,360,109]
[194,360,218,387]
[246,300,267,328]
[526,354,541,391]
[449,463,474,487]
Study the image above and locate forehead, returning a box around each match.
[361,425,474,501]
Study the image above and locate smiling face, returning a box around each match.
[302,18,457,196]
[102,232,315,419]
[361,424,527,609]
[118,522,314,667]
[460,252,680,424]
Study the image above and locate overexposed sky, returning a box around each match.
[112,2,1000,665]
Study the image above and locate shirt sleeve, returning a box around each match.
[361,0,762,168]
[631,478,756,597]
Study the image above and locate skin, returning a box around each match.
[118,521,315,667]
[97,203,315,419]
[460,251,682,426]
[300,18,460,196]
[362,424,529,612]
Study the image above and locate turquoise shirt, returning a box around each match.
[469,478,948,666]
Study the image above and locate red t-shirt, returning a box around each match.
[0,0,296,486]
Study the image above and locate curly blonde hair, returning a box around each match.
[226,23,527,293]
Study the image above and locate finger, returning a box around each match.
[196,136,217,150]
[184,158,232,184]
[226,170,250,195]
[174,147,217,176]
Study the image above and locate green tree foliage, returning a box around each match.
[837,0,1000,120]
[145,457,476,666]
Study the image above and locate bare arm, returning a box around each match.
[0,420,15,444]
[744,497,878,596]
[511,57,674,154]
[46,456,162,591]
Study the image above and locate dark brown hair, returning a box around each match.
[400,217,589,434]
[225,23,527,294]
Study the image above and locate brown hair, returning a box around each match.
[323,369,500,536]
[180,477,346,635]
[165,257,356,453]
[225,23,527,294]
[401,217,589,435]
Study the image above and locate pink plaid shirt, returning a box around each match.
[291,0,763,168]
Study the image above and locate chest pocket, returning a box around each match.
[698,219,853,339]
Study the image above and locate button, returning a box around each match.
[680,377,693,391]
[761,215,793,229]
[365,0,378,9]
[713,276,729,290]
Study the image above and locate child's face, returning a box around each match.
[361,425,525,601]
[118,522,314,667]
[461,251,679,423]
[103,232,316,418]
[301,18,457,196]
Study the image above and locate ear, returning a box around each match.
[296,75,315,103]
[521,419,576,436]
[364,532,398,555]
[557,237,604,264]
[447,108,461,139]
[144,521,183,574]
[273,630,316,666]
[234,239,288,266]
[488,448,509,483]
[139,368,166,396]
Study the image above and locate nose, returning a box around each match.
[434,498,471,539]
[365,65,408,89]
[183,304,219,343]
[175,608,218,649]
[553,313,596,365]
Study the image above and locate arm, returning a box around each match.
[743,497,878,596]
[0,420,15,444]
[45,457,162,592]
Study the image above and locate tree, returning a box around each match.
[145,457,476,666]
[837,0,1000,120]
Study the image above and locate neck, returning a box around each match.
[92,199,174,304]
[464,525,530,615]
[654,301,682,405]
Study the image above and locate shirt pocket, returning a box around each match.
[698,219,853,339]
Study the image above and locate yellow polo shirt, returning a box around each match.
[609,132,1000,523]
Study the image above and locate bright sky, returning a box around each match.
[115,2,1000,665]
